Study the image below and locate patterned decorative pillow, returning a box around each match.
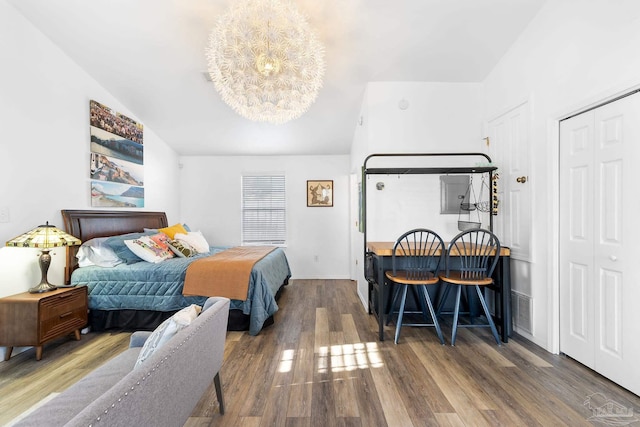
[124,235,174,263]
[148,232,172,251]
[174,231,210,253]
[168,239,197,258]
[134,304,202,368]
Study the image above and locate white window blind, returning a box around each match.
[241,175,286,245]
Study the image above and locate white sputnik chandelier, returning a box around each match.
[206,0,325,124]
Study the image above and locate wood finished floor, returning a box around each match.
[1,279,639,426]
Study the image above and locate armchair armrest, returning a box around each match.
[129,331,152,348]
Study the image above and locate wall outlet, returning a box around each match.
[0,207,9,223]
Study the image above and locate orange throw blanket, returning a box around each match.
[182,246,276,300]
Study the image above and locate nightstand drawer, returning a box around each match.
[40,288,86,320]
[41,306,87,342]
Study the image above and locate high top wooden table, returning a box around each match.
[366,241,512,342]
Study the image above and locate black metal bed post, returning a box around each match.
[361,165,370,314]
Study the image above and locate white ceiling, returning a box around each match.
[8,0,545,156]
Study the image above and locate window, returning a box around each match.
[241,175,286,245]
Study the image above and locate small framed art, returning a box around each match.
[307,180,333,207]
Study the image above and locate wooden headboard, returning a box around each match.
[61,210,169,284]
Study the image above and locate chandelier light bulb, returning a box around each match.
[256,53,281,77]
[206,0,325,124]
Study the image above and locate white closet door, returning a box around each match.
[559,110,594,368]
[592,95,640,392]
[560,93,640,395]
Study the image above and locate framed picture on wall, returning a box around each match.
[89,99,144,207]
[307,180,333,207]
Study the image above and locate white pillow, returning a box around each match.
[134,304,202,368]
[124,235,174,263]
[174,231,210,253]
[76,237,123,267]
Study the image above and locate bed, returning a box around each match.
[61,209,291,335]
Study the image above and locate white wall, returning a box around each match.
[0,0,181,297]
[351,81,483,308]
[481,0,640,351]
[178,155,351,279]
[366,82,483,154]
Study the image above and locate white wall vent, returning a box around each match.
[511,291,532,334]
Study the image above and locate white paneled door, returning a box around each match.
[487,102,531,262]
[560,93,640,395]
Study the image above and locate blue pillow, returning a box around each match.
[105,231,155,264]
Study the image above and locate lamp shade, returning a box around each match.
[6,222,81,293]
[6,222,81,248]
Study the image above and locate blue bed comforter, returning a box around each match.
[71,246,291,335]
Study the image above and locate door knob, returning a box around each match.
[516,176,527,183]
[610,255,618,261]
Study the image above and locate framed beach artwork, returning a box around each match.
[307,180,333,207]
[89,100,144,207]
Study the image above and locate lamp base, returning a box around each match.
[29,282,58,293]
[29,250,57,293]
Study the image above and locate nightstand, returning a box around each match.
[0,286,88,361]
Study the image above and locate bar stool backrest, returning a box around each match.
[391,228,444,281]
[445,228,500,280]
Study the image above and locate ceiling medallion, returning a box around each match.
[205,0,325,124]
